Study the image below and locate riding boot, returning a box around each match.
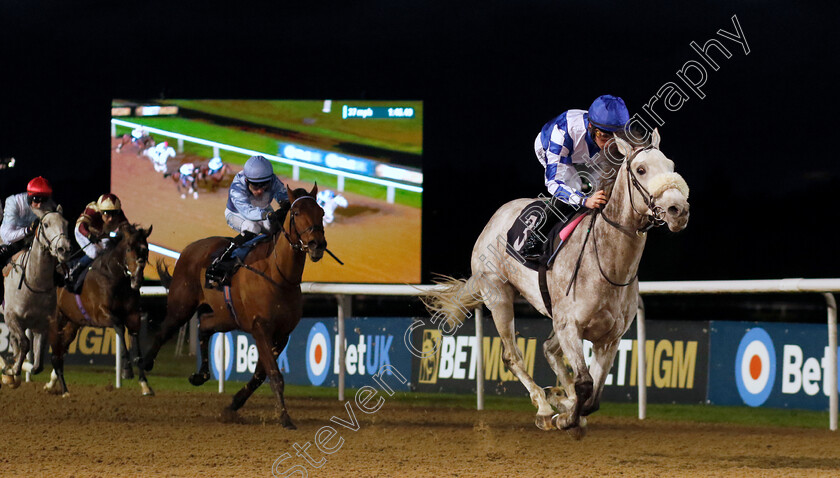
[65,255,94,291]
[519,198,581,261]
[205,231,257,288]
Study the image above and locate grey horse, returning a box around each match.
[422,129,690,438]
[1,208,72,389]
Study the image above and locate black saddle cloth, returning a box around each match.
[505,200,586,271]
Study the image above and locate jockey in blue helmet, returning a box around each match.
[520,94,630,259]
[205,155,290,288]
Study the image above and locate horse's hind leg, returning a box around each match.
[189,328,214,386]
[46,320,79,395]
[488,285,555,430]
[581,339,621,416]
[253,325,295,429]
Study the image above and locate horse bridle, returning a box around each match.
[567,146,668,293]
[18,212,69,293]
[599,145,667,236]
[282,196,324,253]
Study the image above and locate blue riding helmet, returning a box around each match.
[243,155,275,182]
[588,95,629,132]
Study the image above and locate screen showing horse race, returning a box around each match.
[110,99,423,284]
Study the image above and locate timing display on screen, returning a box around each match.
[342,105,416,119]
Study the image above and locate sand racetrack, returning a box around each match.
[2,380,839,477]
[110,142,421,283]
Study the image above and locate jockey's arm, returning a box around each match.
[544,158,587,207]
[229,183,268,222]
[1,195,30,244]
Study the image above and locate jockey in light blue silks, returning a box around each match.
[520,95,630,259]
[205,155,290,288]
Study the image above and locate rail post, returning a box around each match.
[825,293,837,431]
[637,294,647,420]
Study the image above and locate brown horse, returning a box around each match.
[115,133,155,156]
[47,223,153,396]
[144,184,326,428]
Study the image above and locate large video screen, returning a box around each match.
[110,100,422,284]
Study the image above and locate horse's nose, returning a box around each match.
[667,204,689,217]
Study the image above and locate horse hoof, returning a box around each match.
[534,414,554,431]
[140,381,155,397]
[564,418,588,440]
[282,420,297,430]
[545,386,569,414]
[189,373,210,386]
[62,392,70,398]
[3,375,21,389]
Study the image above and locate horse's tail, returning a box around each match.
[155,260,173,290]
[419,274,484,329]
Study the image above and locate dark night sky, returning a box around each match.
[1,1,838,283]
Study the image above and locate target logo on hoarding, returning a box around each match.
[735,328,776,406]
[211,332,234,381]
[306,322,332,386]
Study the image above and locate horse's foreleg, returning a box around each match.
[542,332,575,413]
[227,361,267,414]
[128,332,154,397]
[581,339,621,417]
[113,323,134,380]
[29,331,47,375]
[552,322,593,432]
[253,325,295,429]
[189,328,214,386]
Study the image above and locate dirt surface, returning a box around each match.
[2,381,839,477]
[110,142,421,283]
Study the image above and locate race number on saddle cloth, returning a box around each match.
[506,199,589,271]
[205,155,290,290]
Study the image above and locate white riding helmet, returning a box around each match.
[208,157,223,171]
[179,163,195,176]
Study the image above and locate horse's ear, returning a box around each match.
[56,204,63,215]
[651,128,661,149]
[310,182,318,197]
[286,183,297,202]
[614,136,633,158]
[144,225,153,238]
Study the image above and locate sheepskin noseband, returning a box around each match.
[648,172,689,199]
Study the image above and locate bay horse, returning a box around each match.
[144,184,326,428]
[115,132,154,156]
[196,161,232,192]
[45,223,153,396]
[422,129,690,438]
[1,208,73,389]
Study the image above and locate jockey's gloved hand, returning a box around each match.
[25,218,40,236]
[266,200,291,225]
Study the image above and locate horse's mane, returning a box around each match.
[599,124,653,194]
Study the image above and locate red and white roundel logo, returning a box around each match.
[740,340,771,394]
[306,322,331,386]
[735,328,776,406]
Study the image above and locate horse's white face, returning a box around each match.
[36,210,73,263]
[616,129,690,232]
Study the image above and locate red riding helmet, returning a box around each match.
[26,176,53,197]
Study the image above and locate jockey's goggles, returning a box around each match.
[594,128,615,139]
[28,195,48,204]
[247,180,271,190]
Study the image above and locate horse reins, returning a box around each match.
[566,146,668,294]
[18,212,69,293]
